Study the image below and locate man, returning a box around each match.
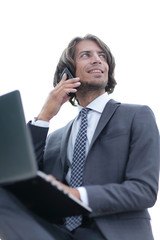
[28,34,160,239]
[0,34,159,240]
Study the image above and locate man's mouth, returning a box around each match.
[88,68,104,74]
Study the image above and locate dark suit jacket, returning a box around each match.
[28,99,160,240]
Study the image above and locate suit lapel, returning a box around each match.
[89,99,120,151]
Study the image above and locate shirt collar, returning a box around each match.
[78,92,110,114]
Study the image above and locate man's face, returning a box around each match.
[74,40,109,92]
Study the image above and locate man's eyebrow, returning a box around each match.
[78,50,90,55]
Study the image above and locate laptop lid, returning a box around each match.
[0,90,92,219]
[0,90,37,185]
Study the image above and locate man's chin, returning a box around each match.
[78,82,107,93]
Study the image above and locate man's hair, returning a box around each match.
[53,34,117,106]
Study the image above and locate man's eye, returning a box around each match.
[81,53,89,57]
[99,54,106,59]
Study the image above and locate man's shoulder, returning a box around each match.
[109,99,152,112]
[107,99,154,121]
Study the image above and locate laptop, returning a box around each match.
[0,90,92,222]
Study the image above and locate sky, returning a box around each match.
[0,0,160,238]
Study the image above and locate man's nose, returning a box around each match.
[91,54,102,64]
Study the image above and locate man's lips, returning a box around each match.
[87,68,104,73]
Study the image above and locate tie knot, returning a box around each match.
[80,108,90,118]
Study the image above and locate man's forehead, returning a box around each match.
[75,40,103,54]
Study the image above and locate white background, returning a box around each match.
[0,0,159,238]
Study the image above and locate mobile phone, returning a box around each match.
[60,68,75,97]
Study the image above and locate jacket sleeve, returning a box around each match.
[27,121,49,170]
[85,106,160,218]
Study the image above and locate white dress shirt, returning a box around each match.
[32,92,110,205]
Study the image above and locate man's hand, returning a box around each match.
[47,175,81,200]
[37,74,81,122]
